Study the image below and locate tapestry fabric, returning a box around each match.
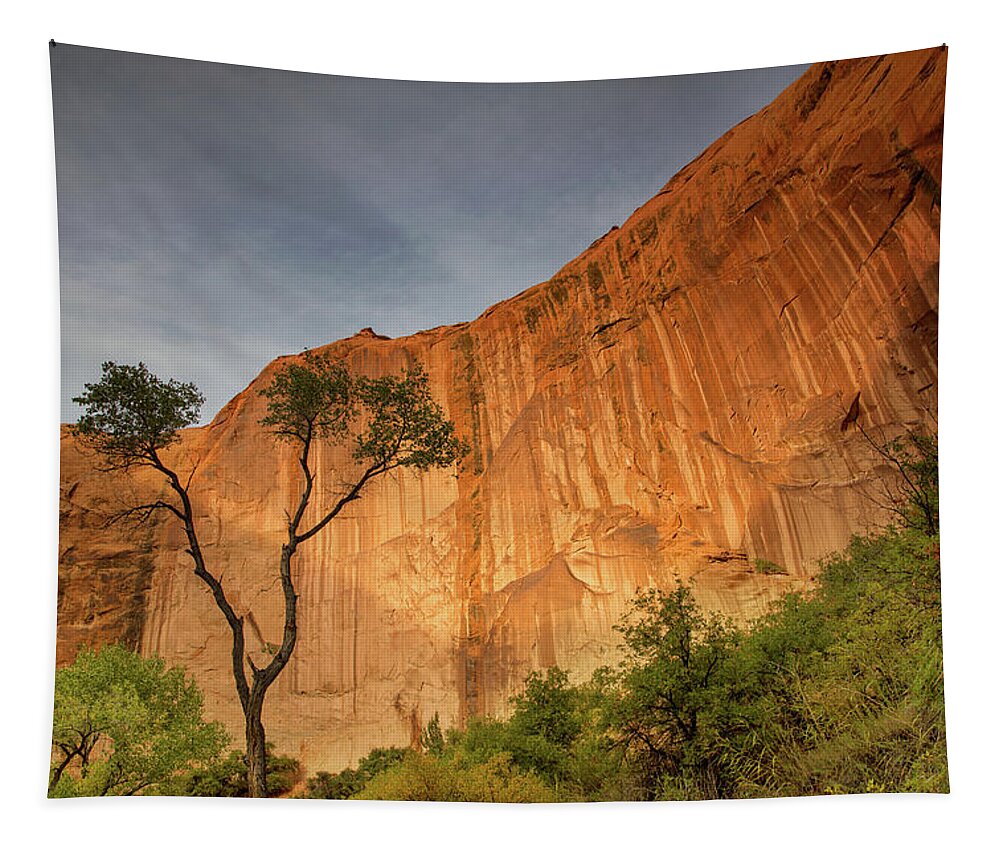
[50,42,946,801]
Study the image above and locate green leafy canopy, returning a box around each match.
[71,361,204,468]
[259,352,353,443]
[50,645,227,797]
[353,364,467,471]
[259,352,468,472]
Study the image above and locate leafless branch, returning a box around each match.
[103,500,186,528]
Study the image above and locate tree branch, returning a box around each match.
[104,499,186,527]
[148,448,251,712]
[288,427,315,535]
[295,462,384,545]
[48,741,85,794]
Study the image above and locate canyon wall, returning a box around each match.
[57,47,945,774]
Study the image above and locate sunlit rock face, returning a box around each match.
[57,48,944,774]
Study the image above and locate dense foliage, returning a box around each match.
[71,361,204,469]
[49,646,226,797]
[602,520,945,799]
[166,744,301,797]
[303,747,409,799]
[354,751,559,803]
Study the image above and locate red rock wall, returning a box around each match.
[57,47,945,773]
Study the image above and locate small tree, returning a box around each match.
[420,713,446,756]
[49,644,226,797]
[605,584,739,799]
[72,356,465,796]
[250,353,466,795]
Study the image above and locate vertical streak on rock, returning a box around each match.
[352,550,359,717]
[450,331,488,724]
[121,522,157,654]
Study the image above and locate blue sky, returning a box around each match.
[52,44,807,422]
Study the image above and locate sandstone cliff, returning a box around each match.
[57,47,945,774]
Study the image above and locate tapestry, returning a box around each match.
[50,42,946,801]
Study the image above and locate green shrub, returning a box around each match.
[305,769,359,800]
[168,743,300,797]
[754,558,787,575]
[355,751,557,803]
[303,746,408,799]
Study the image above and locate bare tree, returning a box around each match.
[856,423,938,536]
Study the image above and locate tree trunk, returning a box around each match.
[48,748,78,796]
[245,691,268,798]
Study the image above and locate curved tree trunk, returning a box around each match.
[243,542,300,797]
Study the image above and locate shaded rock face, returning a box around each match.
[57,48,944,774]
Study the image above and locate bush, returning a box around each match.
[168,743,300,797]
[355,751,557,803]
[603,584,742,799]
[303,746,408,799]
[305,770,358,800]
[446,668,600,791]
[509,668,582,747]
